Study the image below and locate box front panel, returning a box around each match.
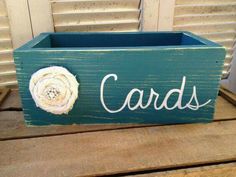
[14,48,225,126]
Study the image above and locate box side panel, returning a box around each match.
[14,47,225,126]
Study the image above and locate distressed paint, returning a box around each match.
[14,32,225,126]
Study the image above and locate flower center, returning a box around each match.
[46,87,60,100]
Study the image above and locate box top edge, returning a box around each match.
[14,31,224,52]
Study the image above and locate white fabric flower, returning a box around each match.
[29,66,79,115]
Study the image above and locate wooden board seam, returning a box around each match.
[1,92,236,141]
[1,120,236,177]
[123,161,236,177]
[2,116,236,142]
[0,108,22,112]
[219,88,236,106]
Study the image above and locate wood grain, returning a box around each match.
[0,111,154,140]
[0,90,21,109]
[158,0,175,30]
[28,0,54,36]
[214,96,236,120]
[219,88,236,106]
[14,32,226,125]
[5,0,32,48]
[0,88,10,106]
[0,93,236,140]
[2,91,236,119]
[142,0,159,31]
[1,120,236,177]
[131,163,236,177]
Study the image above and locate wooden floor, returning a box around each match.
[0,90,236,177]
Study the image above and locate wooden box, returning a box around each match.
[14,32,225,126]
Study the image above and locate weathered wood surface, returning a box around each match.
[0,91,236,140]
[0,111,156,140]
[1,120,236,177]
[0,90,21,109]
[220,87,236,106]
[0,88,10,106]
[0,91,236,176]
[214,96,236,120]
[131,163,236,177]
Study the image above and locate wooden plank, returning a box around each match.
[131,163,236,177]
[0,74,17,88]
[174,3,236,16]
[53,10,140,26]
[1,120,236,177]
[176,0,236,5]
[158,0,175,30]
[174,13,236,26]
[0,38,12,50]
[28,0,54,37]
[0,92,236,140]
[0,0,7,16]
[51,0,141,13]
[214,96,236,120]
[0,111,154,140]
[173,22,236,33]
[5,0,32,48]
[220,87,236,106]
[54,20,140,31]
[142,0,159,31]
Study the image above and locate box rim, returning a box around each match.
[14,31,225,52]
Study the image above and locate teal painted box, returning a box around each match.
[14,32,225,126]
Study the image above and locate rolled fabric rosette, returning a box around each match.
[29,66,79,115]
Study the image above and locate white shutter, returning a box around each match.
[50,0,141,32]
[0,0,16,88]
[173,0,236,78]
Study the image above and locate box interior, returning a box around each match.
[33,33,206,48]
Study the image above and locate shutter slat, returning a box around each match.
[226,48,234,56]
[0,26,10,39]
[55,19,139,27]
[51,0,140,13]
[200,31,236,41]
[51,0,141,32]
[53,10,140,26]
[0,61,16,78]
[55,20,140,32]
[0,70,16,77]
[0,75,17,87]
[214,39,235,48]
[224,62,231,70]
[0,49,13,62]
[174,22,236,33]
[0,60,14,67]
[0,16,8,26]
[53,9,140,15]
[175,13,236,26]
[174,0,236,79]
[176,0,236,5]
[0,0,16,87]
[0,1,7,16]
[222,70,230,78]
[0,80,17,87]
[0,38,12,50]
[175,3,236,16]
